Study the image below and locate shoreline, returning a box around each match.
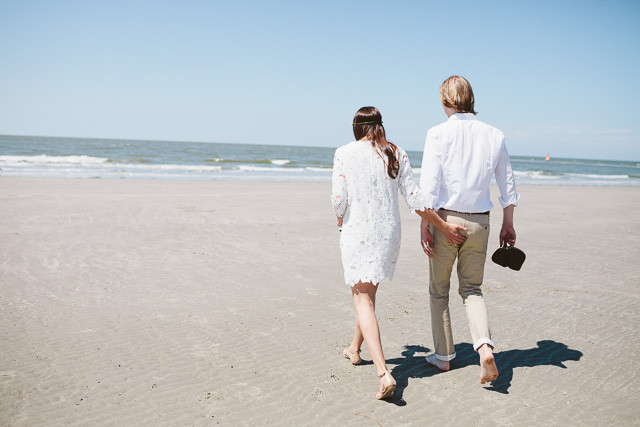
[2,175,640,187]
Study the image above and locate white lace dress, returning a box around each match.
[331,140,427,286]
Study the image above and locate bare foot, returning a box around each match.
[478,345,498,384]
[376,371,396,400]
[425,354,450,371]
[342,347,362,365]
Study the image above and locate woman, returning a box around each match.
[331,106,466,400]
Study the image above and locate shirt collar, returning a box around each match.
[448,113,476,121]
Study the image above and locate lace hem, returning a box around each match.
[344,270,395,287]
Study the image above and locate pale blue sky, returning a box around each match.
[1,0,638,160]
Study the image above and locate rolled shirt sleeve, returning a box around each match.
[494,138,520,208]
[419,129,442,210]
[331,148,348,217]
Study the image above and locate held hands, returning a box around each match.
[499,223,516,246]
[336,216,343,227]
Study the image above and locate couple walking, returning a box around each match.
[331,76,520,400]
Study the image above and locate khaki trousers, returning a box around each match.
[429,209,494,361]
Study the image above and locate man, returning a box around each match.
[419,75,519,384]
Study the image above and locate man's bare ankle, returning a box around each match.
[477,343,494,357]
[478,344,498,383]
[426,354,450,371]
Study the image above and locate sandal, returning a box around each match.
[342,347,362,365]
[376,371,396,400]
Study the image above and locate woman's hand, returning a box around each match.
[336,216,343,227]
[420,219,434,258]
[443,222,466,245]
[419,208,466,247]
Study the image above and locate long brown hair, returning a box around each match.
[352,106,399,179]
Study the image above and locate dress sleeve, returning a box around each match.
[331,148,348,217]
[494,137,520,208]
[397,148,428,212]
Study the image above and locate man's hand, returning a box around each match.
[499,224,516,246]
[336,216,343,227]
[500,204,516,246]
[443,222,467,245]
[420,218,434,258]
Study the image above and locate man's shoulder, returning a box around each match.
[425,122,451,144]
[426,117,505,147]
[472,118,504,138]
[427,121,449,136]
[427,118,498,131]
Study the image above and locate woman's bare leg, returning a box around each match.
[343,312,365,364]
[351,282,390,377]
[349,310,365,353]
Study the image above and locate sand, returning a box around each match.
[1,177,639,425]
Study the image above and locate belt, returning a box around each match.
[440,208,490,216]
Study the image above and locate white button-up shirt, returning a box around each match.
[419,113,520,213]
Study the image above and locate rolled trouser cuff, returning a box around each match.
[435,352,456,361]
[473,338,495,352]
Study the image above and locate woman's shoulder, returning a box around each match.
[391,144,409,158]
[392,145,415,168]
[394,144,407,154]
[335,140,366,155]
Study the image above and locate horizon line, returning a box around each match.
[1,133,638,164]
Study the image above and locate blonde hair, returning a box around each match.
[440,75,477,115]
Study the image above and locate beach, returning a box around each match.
[1,177,639,425]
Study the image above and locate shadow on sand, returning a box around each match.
[383,340,583,405]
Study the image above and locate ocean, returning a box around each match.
[1,135,639,186]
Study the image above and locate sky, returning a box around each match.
[0,0,639,160]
